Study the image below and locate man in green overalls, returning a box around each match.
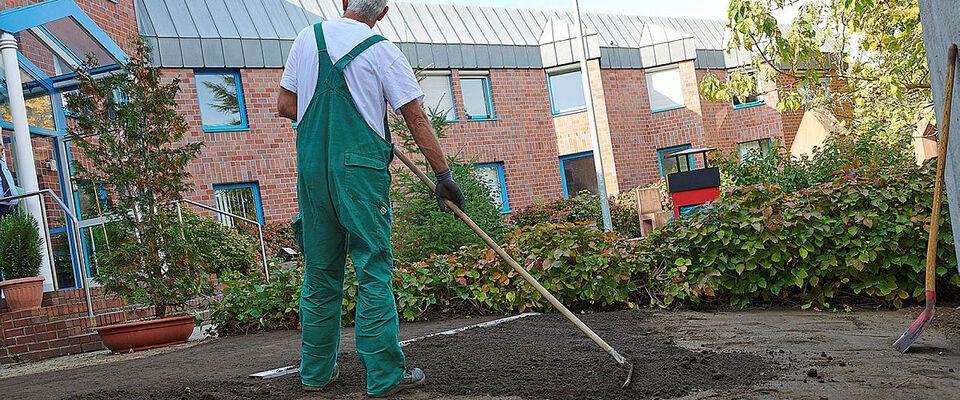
[277,0,465,397]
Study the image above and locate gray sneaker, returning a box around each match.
[302,364,339,392]
[368,368,426,398]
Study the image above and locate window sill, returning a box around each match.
[499,208,513,214]
[551,108,587,117]
[203,126,251,133]
[466,117,498,122]
[733,101,765,110]
[651,105,685,114]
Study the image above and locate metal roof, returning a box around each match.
[135,0,741,70]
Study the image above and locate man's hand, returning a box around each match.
[434,169,466,213]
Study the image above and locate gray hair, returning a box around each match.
[346,0,389,21]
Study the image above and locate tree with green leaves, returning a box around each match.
[700,0,929,143]
[66,39,212,319]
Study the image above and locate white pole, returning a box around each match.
[0,32,53,291]
[572,0,613,232]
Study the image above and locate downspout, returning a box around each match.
[0,32,54,291]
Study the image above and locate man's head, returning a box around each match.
[342,0,389,27]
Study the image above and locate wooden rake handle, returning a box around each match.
[393,149,629,366]
[926,43,958,292]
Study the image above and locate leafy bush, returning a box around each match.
[714,133,913,192]
[508,192,644,238]
[211,266,302,335]
[646,161,959,308]
[390,159,507,262]
[211,222,657,334]
[178,210,258,274]
[0,212,43,280]
[237,221,298,259]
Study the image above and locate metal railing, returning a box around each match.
[176,198,270,282]
[0,192,272,330]
[0,189,95,322]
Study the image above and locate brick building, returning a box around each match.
[0,0,805,362]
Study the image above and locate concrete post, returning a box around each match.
[1,32,54,291]
[572,0,613,232]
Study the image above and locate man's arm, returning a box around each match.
[278,87,298,121]
[398,100,448,173]
[397,99,465,212]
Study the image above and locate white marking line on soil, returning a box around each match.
[249,313,540,380]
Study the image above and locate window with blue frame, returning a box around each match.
[646,65,685,113]
[732,69,763,109]
[738,138,772,161]
[213,182,264,227]
[195,70,248,131]
[461,76,495,120]
[559,152,598,198]
[658,144,693,176]
[547,68,587,115]
[420,74,456,121]
[472,162,510,213]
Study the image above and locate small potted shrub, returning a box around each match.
[0,212,45,312]
[66,40,212,353]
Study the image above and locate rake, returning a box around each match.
[893,43,957,353]
[395,149,634,388]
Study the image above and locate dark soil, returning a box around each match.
[65,310,775,400]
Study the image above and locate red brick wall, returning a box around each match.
[433,69,566,208]
[163,68,299,224]
[603,61,709,190]
[696,68,787,156]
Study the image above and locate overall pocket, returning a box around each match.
[343,151,391,200]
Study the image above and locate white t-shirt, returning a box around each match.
[280,18,423,139]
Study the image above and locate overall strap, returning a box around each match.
[334,35,387,71]
[313,23,334,70]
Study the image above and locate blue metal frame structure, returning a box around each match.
[657,144,693,176]
[462,75,496,121]
[546,69,587,115]
[558,151,593,198]
[213,182,265,224]
[194,69,250,132]
[473,162,510,213]
[0,0,130,290]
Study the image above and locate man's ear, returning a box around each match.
[342,0,348,13]
[377,6,389,21]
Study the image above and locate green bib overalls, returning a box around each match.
[296,23,405,395]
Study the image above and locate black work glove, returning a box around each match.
[434,169,466,213]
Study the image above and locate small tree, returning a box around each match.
[388,70,506,262]
[0,212,43,280]
[66,40,210,318]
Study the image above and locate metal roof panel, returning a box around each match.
[141,0,178,37]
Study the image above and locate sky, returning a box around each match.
[405,0,732,20]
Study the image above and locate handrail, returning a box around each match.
[0,189,95,324]
[176,198,271,282]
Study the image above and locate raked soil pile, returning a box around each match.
[68,310,775,399]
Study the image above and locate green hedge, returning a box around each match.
[647,162,959,308]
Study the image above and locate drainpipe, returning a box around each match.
[572,0,613,232]
[0,32,53,291]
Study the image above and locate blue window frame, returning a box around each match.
[213,182,264,226]
[194,70,248,132]
[559,151,599,198]
[657,144,693,176]
[732,69,764,109]
[547,69,587,115]
[461,76,496,121]
[473,162,510,213]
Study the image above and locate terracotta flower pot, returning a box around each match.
[0,276,45,312]
[96,314,195,354]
